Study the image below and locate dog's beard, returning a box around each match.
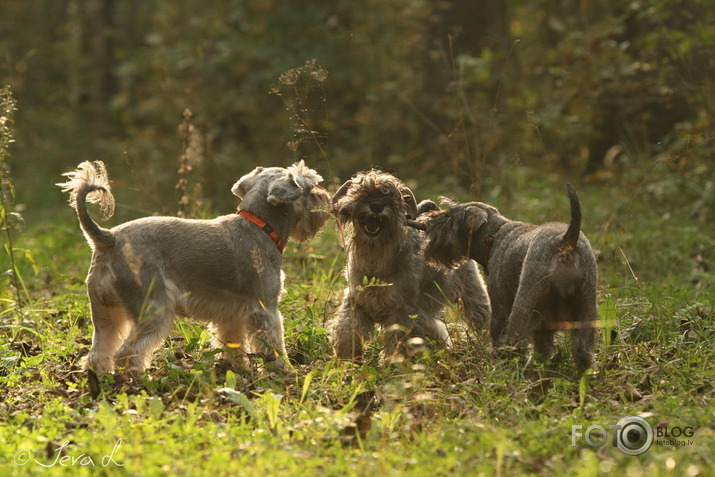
[289,188,330,242]
[352,205,403,240]
[335,194,407,252]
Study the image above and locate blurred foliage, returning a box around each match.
[0,0,713,218]
[1,85,32,306]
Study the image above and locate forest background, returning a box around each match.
[2,0,714,216]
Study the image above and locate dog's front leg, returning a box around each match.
[381,308,424,359]
[495,296,536,356]
[416,315,452,348]
[209,321,250,370]
[328,297,375,360]
[455,263,492,332]
[248,307,288,369]
[489,305,511,347]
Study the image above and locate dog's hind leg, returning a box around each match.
[532,328,556,361]
[571,296,598,373]
[85,300,132,374]
[114,291,175,373]
[572,325,597,373]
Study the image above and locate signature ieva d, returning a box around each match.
[14,438,123,468]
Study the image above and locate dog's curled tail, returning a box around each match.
[57,161,116,249]
[562,183,581,249]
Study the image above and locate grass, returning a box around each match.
[0,168,713,476]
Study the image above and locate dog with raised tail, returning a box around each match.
[58,160,329,375]
[414,184,598,372]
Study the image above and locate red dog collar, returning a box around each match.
[482,224,503,275]
[237,210,284,253]
[484,225,503,262]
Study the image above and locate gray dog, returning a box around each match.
[58,160,329,375]
[415,184,598,372]
[327,170,491,361]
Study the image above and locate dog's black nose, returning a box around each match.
[369,201,384,214]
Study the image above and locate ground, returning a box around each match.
[0,166,713,476]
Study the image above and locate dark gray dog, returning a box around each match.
[415,185,598,372]
[327,170,491,361]
[58,160,329,375]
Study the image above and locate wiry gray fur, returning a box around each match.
[58,160,329,375]
[416,184,598,372]
[327,170,491,361]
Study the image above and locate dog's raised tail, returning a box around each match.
[562,183,581,249]
[57,161,116,249]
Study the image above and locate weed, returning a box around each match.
[270,60,331,175]
[0,86,34,308]
[176,108,207,219]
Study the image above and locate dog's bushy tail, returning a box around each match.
[57,161,116,249]
[562,183,581,249]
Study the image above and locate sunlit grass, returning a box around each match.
[0,175,713,476]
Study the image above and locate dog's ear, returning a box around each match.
[401,187,418,220]
[266,161,325,205]
[330,179,355,214]
[464,206,489,235]
[267,175,305,205]
[232,166,264,198]
[287,160,323,191]
[416,199,440,216]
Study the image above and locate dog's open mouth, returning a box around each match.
[360,215,383,237]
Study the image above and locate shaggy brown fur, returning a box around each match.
[327,170,491,361]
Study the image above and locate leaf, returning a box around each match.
[578,372,590,411]
[148,397,164,420]
[300,369,315,404]
[16,248,39,275]
[225,370,237,390]
[598,298,617,347]
[216,388,258,420]
[259,391,282,431]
